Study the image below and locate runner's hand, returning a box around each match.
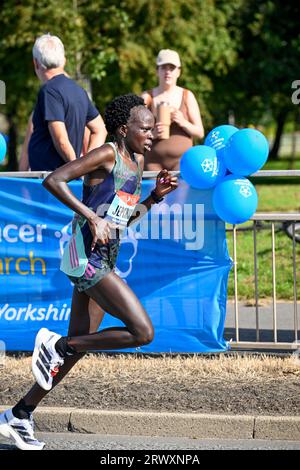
[155,169,178,198]
[88,216,112,250]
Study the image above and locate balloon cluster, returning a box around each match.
[0,133,7,164]
[180,125,269,224]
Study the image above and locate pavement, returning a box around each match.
[2,433,300,450]
[0,405,299,442]
[225,300,300,344]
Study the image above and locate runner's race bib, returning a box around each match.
[105,190,140,229]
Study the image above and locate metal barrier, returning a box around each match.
[228,171,300,351]
[1,169,299,350]
[230,214,299,351]
[0,169,300,178]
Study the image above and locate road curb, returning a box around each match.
[70,410,254,439]
[1,405,299,441]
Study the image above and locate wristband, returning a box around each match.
[150,189,164,204]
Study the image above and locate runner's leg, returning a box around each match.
[66,271,154,352]
[16,289,104,409]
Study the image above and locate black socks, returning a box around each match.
[55,336,77,358]
[11,339,77,421]
[12,399,36,420]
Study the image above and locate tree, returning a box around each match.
[209,0,300,158]
[81,0,241,124]
[0,0,85,170]
[0,0,243,168]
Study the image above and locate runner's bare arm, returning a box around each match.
[43,144,115,222]
[43,144,116,248]
[128,167,178,227]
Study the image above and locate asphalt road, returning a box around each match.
[225,301,300,344]
[1,432,300,450]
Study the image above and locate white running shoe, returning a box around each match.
[0,408,45,450]
[32,328,64,391]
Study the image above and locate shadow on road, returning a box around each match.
[224,327,299,344]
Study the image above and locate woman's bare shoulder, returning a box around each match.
[141,89,154,107]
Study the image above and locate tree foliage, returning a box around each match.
[0,0,299,168]
[209,0,300,157]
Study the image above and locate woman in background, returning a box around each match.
[142,49,204,171]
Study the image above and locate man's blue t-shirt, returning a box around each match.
[28,74,99,170]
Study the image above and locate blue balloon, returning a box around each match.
[180,145,226,189]
[213,175,258,224]
[223,128,269,176]
[0,133,7,163]
[205,125,239,155]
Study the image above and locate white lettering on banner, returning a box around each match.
[0,224,46,243]
[36,308,46,321]
[4,307,17,321]
[24,305,37,321]
[134,203,205,250]
[0,304,71,322]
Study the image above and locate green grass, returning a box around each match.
[263,149,300,170]
[256,184,300,212]
[227,227,300,300]
[226,183,300,300]
[263,159,300,170]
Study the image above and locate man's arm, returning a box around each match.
[48,121,77,163]
[19,114,33,171]
[85,115,107,152]
[81,126,90,156]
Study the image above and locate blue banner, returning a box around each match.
[0,177,232,352]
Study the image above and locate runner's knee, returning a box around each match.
[134,323,154,346]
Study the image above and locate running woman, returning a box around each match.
[0,94,178,450]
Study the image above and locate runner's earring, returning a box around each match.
[119,125,127,138]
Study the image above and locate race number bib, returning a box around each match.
[105,190,140,228]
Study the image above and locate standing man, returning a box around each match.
[24,34,106,171]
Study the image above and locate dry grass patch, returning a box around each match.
[2,353,300,387]
[1,353,299,415]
